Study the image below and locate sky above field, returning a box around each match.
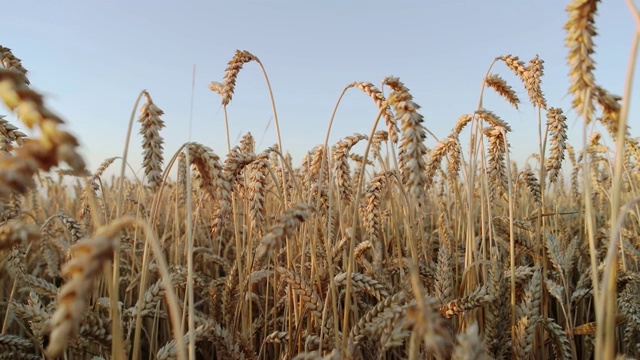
[2,1,638,180]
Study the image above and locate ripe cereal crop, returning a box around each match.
[1,1,640,359]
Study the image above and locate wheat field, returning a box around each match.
[1,1,640,359]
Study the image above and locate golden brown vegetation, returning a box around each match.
[1,1,640,359]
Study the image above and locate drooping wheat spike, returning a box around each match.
[79,313,112,348]
[0,71,81,164]
[0,70,85,198]
[0,115,27,153]
[475,108,512,132]
[520,168,541,206]
[513,268,541,360]
[439,285,494,319]
[248,157,268,237]
[363,171,394,269]
[3,247,25,279]
[211,148,256,233]
[451,322,491,360]
[0,334,32,354]
[77,176,100,223]
[221,261,239,327]
[434,215,455,306]
[306,144,328,189]
[446,138,463,186]
[264,330,289,345]
[545,107,568,183]
[95,156,118,179]
[45,218,129,358]
[350,82,399,143]
[138,91,165,191]
[618,287,640,355]
[254,203,311,269]
[453,114,474,136]
[565,0,599,123]
[332,133,367,206]
[523,55,547,109]
[306,145,329,214]
[77,155,116,223]
[545,231,578,280]
[379,310,412,352]
[349,153,372,189]
[186,142,225,203]
[0,45,29,84]
[16,291,51,337]
[41,228,62,278]
[0,353,40,360]
[276,266,324,319]
[568,145,582,202]
[371,130,388,160]
[350,291,406,343]
[233,135,261,199]
[216,50,259,106]
[498,55,527,81]
[333,272,391,302]
[539,317,572,360]
[127,272,181,319]
[2,190,21,220]
[484,126,509,203]
[212,149,256,233]
[383,76,428,204]
[484,253,510,359]
[20,273,58,298]
[485,74,520,109]
[425,135,458,191]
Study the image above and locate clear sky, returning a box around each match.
[2,1,638,180]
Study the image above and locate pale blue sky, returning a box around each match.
[2,1,638,179]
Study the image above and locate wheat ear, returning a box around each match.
[485,74,520,109]
[0,45,29,84]
[138,91,166,191]
[0,115,27,153]
[45,218,130,358]
[383,76,428,204]
[565,0,599,123]
[0,70,85,198]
